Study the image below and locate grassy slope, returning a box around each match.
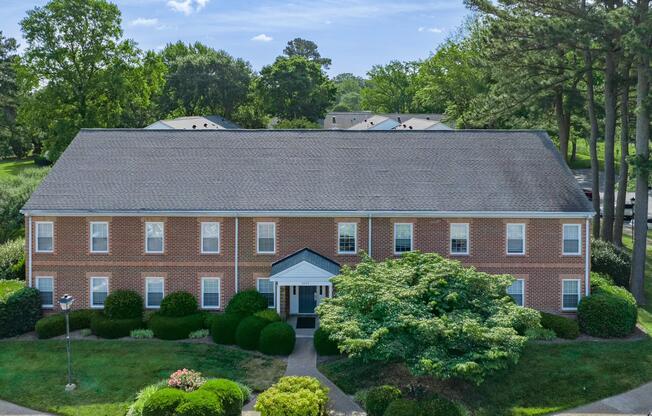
[0,158,39,179]
[0,340,286,416]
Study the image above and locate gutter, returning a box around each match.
[234,216,239,293]
[585,218,590,296]
[368,214,372,258]
[28,216,32,288]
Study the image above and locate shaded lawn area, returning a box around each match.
[319,338,652,416]
[621,233,652,333]
[0,340,286,416]
[0,158,38,178]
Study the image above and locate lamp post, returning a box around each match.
[59,294,76,392]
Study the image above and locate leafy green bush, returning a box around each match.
[0,280,41,338]
[201,311,218,329]
[104,290,143,320]
[126,381,167,416]
[91,313,143,339]
[70,309,98,329]
[525,327,556,340]
[382,399,420,416]
[0,168,49,243]
[365,385,402,416]
[591,239,631,287]
[236,382,251,404]
[189,329,209,339]
[578,285,637,337]
[0,238,25,280]
[255,376,329,416]
[224,290,267,317]
[175,390,223,416]
[258,322,296,355]
[235,315,269,350]
[254,309,281,322]
[591,272,615,292]
[142,387,187,416]
[35,314,65,339]
[313,327,339,356]
[148,313,204,340]
[199,378,244,416]
[210,313,241,345]
[539,312,580,339]
[418,394,464,416]
[160,291,198,317]
[131,329,154,339]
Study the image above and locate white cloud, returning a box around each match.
[167,0,209,15]
[418,26,443,33]
[251,33,273,42]
[129,17,159,27]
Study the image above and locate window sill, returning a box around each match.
[450,253,469,256]
[201,306,221,310]
[90,305,105,309]
[200,252,221,255]
[561,253,581,257]
[337,252,358,256]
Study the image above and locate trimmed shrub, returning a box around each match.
[236,382,251,404]
[142,387,187,416]
[525,327,556,340]
[69,309,97,330]
[259,322,296,355]
[201,311,218,329]
[175,390,223,416]
[235,316,269,350]
[224,290,267,317]
[35,314,66,339]
[365,385,402,416]
[0,280,41,338]
[591,272,615,292]
[131,329,154,339]
[104,290,143,320]
[148,313,204,340]
[210,313,241,345]
[382,399,420,416]
[418,394,464,416]
[199,378,244,416]
[126,381,167,416]
[591,239,631,287]
[578,285,637,337]
[0,238,25,280]
[313,327,339,356]
[255,376,329,416]
[540,312,580,339]
[91,313,143,339]
[160,291,198,317]
[254,309,281,323]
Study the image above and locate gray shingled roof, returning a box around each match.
[22,129,593,214]
[271,248,341,276]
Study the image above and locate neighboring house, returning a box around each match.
[325,112,451,130]
[145,115,240,130]
[348,115,399,130]
[324,111,374,129]
[395,117,453,130]
[21,129,593,318]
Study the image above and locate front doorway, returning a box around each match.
[298,286,317,314]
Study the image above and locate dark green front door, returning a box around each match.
[298,286,317,314]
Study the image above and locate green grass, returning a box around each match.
[621,233,652,333]
[0,158,39,178]
[569,139,635,171]
[0,340,286,416]
[319,338,652,416]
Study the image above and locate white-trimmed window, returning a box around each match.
[562,224,581,255]
[257,278,275,308]
[90,222,109,253]
[394,223,413,254]
[507,279,525,306]
[35,221,54,252]
[35,276,54,308]
[450,223,469,255]
[257,222,276,254]
[201,222,220,253]
[146,277,164,308]
[145,222,164,253]
[338,223,357,254]
[90,277,109,308]
[201,277,221,309]
[506,224,525,255]
[562,279,581,310]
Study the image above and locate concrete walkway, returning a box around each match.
[558,381,652,415]
[0,400,49,416]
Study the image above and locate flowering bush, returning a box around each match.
[168,369,206,392]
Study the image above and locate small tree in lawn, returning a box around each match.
[316,252,540,384]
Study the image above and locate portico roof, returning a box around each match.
[269,248,340,284]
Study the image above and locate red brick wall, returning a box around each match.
[27,216,587,314]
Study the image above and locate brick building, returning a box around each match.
[22,129,593,317]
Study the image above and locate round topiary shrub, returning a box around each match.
[148,313,204,340]
[313,327,340,356]
[591,239,631,287]
[578,286,637,337]
[142,387,187,416]
[225,290,267,317]
[199,378,244,416]
[104,290,143,320]
[175,390,223,416]
[258,322,296,355]
[210,313,241,345]
[539,311,580,339]
[254,309,281,323]
[69,309,98,330]
[160,291,198,317]
[382,399,420,416]
[35,314,66,339]
[255,376,329,416]
[365,385,402,416]
[418,394,464,416]
[91,313,143,339]
[0,281,41,338]
[235,316,269,350]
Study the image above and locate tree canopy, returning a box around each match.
[283,38,332,68]
[360,61,421,113]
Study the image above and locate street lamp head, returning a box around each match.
[59,294,74,311]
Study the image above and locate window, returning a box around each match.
[90,222,109,253]
[201,222,220,253]
[257,278,275,308]
[35,276,53,308]
[562,279,581,310]
[35,222,53,252]
[201,277,221,309]
[338,223,357,254]
[146,277,164,308]
[563,224,581,255]
[507,279,525,306]
[394,223,413,254]
[145,222,164,253]
[90,277,108,308]
[450,223,469,255]
[257,222,276,254]
[506,224,525,255]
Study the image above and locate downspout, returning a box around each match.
[367,214,372,258]
[585,218,590,296]
[234,216,239,293]
[28,216,33,288]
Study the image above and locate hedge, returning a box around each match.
[382,399,420,416]
[578,285,637,337]
[539,312,580,339]
[235,316,269,350]
[254,309,281,323]
[91,313,143,339]
[210,313,241,345]
[175,390,223,416]
[159,291,198,317]
[142,387,187,416]
[313,327,340,356]
[148,312,204,340]
[591,239,631,287]
[258,322,296,355]
[255,376,329,416]
[365,385,402,416]
[199,378,244,416]
[419,394,465,416]
[224,290,267,317]
[0,280,41,338]
[35,309,97,339]
[0,238,25,281]
[104,290,144,320]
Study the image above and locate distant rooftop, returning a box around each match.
[145,115,240,130]
[324,112,446,129]
[395,117,452,131]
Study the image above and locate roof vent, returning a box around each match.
[397,117,401,123]
[409,126,413,129]
[426,117,430,120]
[204,123,208,127]
[370,121,374,125]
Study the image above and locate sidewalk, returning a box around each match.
[0,400,49,416]
[558,381,652,415]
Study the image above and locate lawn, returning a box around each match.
[568,139,634,170]
[0,340,286,416]
[319,338,652,416]
[0,158,39,179]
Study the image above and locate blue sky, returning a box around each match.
[1,0,469,76]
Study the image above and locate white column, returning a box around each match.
[275,282,281,315]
